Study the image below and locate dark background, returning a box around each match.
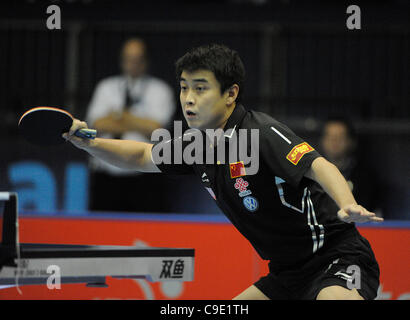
[0,0,409,219]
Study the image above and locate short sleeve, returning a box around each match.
[259,121,321,188]
[151,136,195,175]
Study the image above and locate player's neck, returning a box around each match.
[206,102,237,147]
[219,102,237,130]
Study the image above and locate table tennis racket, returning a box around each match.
[18,106,97,146]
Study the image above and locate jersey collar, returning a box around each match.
[222,104,248,136]
[204,104,248,149]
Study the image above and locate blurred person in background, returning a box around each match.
[86,38,176,212]
[319,117,383,217]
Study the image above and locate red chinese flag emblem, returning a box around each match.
[230,161,246,178]
[286,142,314,165]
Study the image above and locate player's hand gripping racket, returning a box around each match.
[18,106,97,146]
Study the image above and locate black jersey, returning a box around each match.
[153,104,357,266]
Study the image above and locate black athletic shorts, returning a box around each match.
[254,229,380,300]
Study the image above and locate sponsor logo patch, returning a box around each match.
[234,178,252,198]
[243,196,259,212]
[230,161,246,178]
[201,172,210,183]
[286,142,314,165]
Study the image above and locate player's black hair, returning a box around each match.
[175,44,246,103]
[322,116,357,141]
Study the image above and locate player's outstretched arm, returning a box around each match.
[304,157,383,223]
[62,119,160,173]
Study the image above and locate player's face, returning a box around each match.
[179,70,233,130]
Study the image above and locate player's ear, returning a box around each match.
[226,84,239,105]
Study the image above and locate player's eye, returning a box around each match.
[196,86,206,92]
[180,85,188,92]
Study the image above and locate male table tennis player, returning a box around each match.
[64,44,383,300]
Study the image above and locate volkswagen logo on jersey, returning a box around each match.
[243,196,259,212]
